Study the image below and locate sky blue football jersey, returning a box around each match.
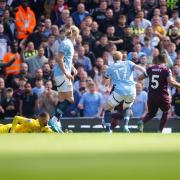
[53,38,74,76]
[106,61,136,96]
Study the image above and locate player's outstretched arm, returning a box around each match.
[134,65,148,81]
[134,64,146,73]
[10,116,31,133]
[167,76,180,89]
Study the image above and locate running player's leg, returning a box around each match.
[104,92,122,132]
[111,102,123,130]
[159,97,170,132]
[122,95,135,133]
[49,76,73,133]
[138,99,158,132]
[143,99,158,123]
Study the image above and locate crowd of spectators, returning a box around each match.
[0,0,180,121]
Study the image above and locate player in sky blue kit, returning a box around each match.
[104,51,146,132]
[48,27,79,133]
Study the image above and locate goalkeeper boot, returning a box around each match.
[48,118,64,133]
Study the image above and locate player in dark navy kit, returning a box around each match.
[137,54,180,132]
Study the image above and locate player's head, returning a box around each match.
[153,54,167,65]
[113,51,123,62]
[65,26,79,39]
[38,112,50,127]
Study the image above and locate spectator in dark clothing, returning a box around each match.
[1,9,16,42]
[92,0,107,25]
[128,0,142,23]
[30,0,45,21]
[121,27,134,52]
[121,0,131,14]
[15,62,32,82]
[1,88,17,118]
[29,68,43,88]
[91,21,102,41]
[26,22,47,50]
[54,9,70,27]
[19,82,39,118]
[115,15,127,37]
[50,0,69,23]
[84,0,99,15]
[169,26,179,43]
[106,25,123,50]
[100,8,116,33]
[81,26,96,51]
[144,0,157,20]
[42,63,53,83]
[110,0,125,21]
[83,42,96,67]
[41,40,53,60]
[13,77,27,114]
[89,57,104,80]
[93,34,108,58]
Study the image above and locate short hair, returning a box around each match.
[153,54,167,64]
[172,9,179,14]
[38,112,49,126]
[24,82,32,88]
[100,34,108,39]
[48,34,55,38]
[113,51,123,61]
[6,87,13,92]
[118,14,126,20]
[39,111,49,119]
[19,77,27,81]
[144,36,150,41]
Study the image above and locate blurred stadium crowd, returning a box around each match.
[0,0,180,121]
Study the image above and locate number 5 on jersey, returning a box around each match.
[151,75,159,89]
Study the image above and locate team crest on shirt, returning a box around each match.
[26,119,31,123]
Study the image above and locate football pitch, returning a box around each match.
[0,133,180,180]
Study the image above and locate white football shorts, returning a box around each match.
[54,75,73,92]
[107,91,135,108]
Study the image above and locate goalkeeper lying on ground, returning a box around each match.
[0,112,53,133]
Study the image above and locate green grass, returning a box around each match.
[0,133,180,180]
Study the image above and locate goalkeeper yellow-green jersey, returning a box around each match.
[0,116,53,133]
